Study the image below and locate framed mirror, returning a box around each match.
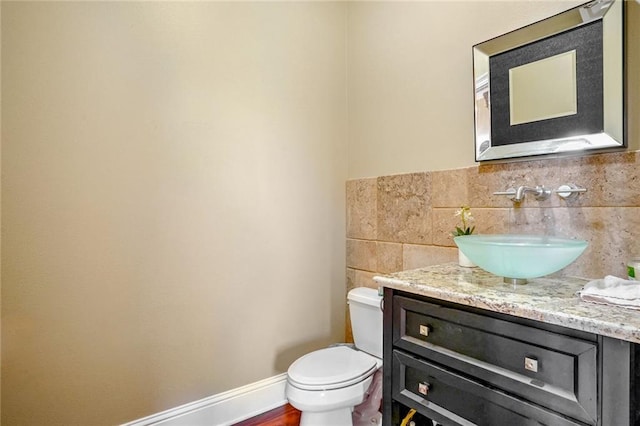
[473,0,626,162]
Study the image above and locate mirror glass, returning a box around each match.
[473,0,625,162]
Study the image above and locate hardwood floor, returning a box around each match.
[233,403,301,426]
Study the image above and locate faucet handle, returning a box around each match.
[493,187,517,200]
[554,184,587,199]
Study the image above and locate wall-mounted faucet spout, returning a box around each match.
[513,185,551,203]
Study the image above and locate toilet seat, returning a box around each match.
[287,346,379,391]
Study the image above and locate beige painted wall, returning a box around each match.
[347,0,639,178]
[1,2,346,425]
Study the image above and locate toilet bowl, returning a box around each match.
[285,288,383,426]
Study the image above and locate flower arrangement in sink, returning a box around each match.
[451,206,476,267]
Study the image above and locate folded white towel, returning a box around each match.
[578,275,640,309]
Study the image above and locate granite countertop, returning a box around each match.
[374,263,640,344]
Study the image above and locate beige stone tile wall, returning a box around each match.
[346,150,640,297]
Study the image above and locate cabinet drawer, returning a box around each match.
[393,295,597,424]
[393,349,583,426]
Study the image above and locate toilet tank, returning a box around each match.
[347,287,383,359]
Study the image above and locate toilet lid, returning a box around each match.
[287,346,379,390]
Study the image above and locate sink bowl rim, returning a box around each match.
[453,234,588,248]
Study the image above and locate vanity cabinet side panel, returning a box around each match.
[382,287,396,425]
[633,343,640,425]
[600,336,632,426]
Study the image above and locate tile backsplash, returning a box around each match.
[346,150,640,292]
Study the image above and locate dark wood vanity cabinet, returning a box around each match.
[382,288,640,426]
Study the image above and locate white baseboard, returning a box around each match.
[122,373,288,426]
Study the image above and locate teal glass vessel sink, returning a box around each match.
[454,234,588,284]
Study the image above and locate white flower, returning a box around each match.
[452,206,475,237]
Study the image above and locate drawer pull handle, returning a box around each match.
[524,356,539,373]
[419,324,432,337]
[418,381,430,396]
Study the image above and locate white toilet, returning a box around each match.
[286,287,383,426]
